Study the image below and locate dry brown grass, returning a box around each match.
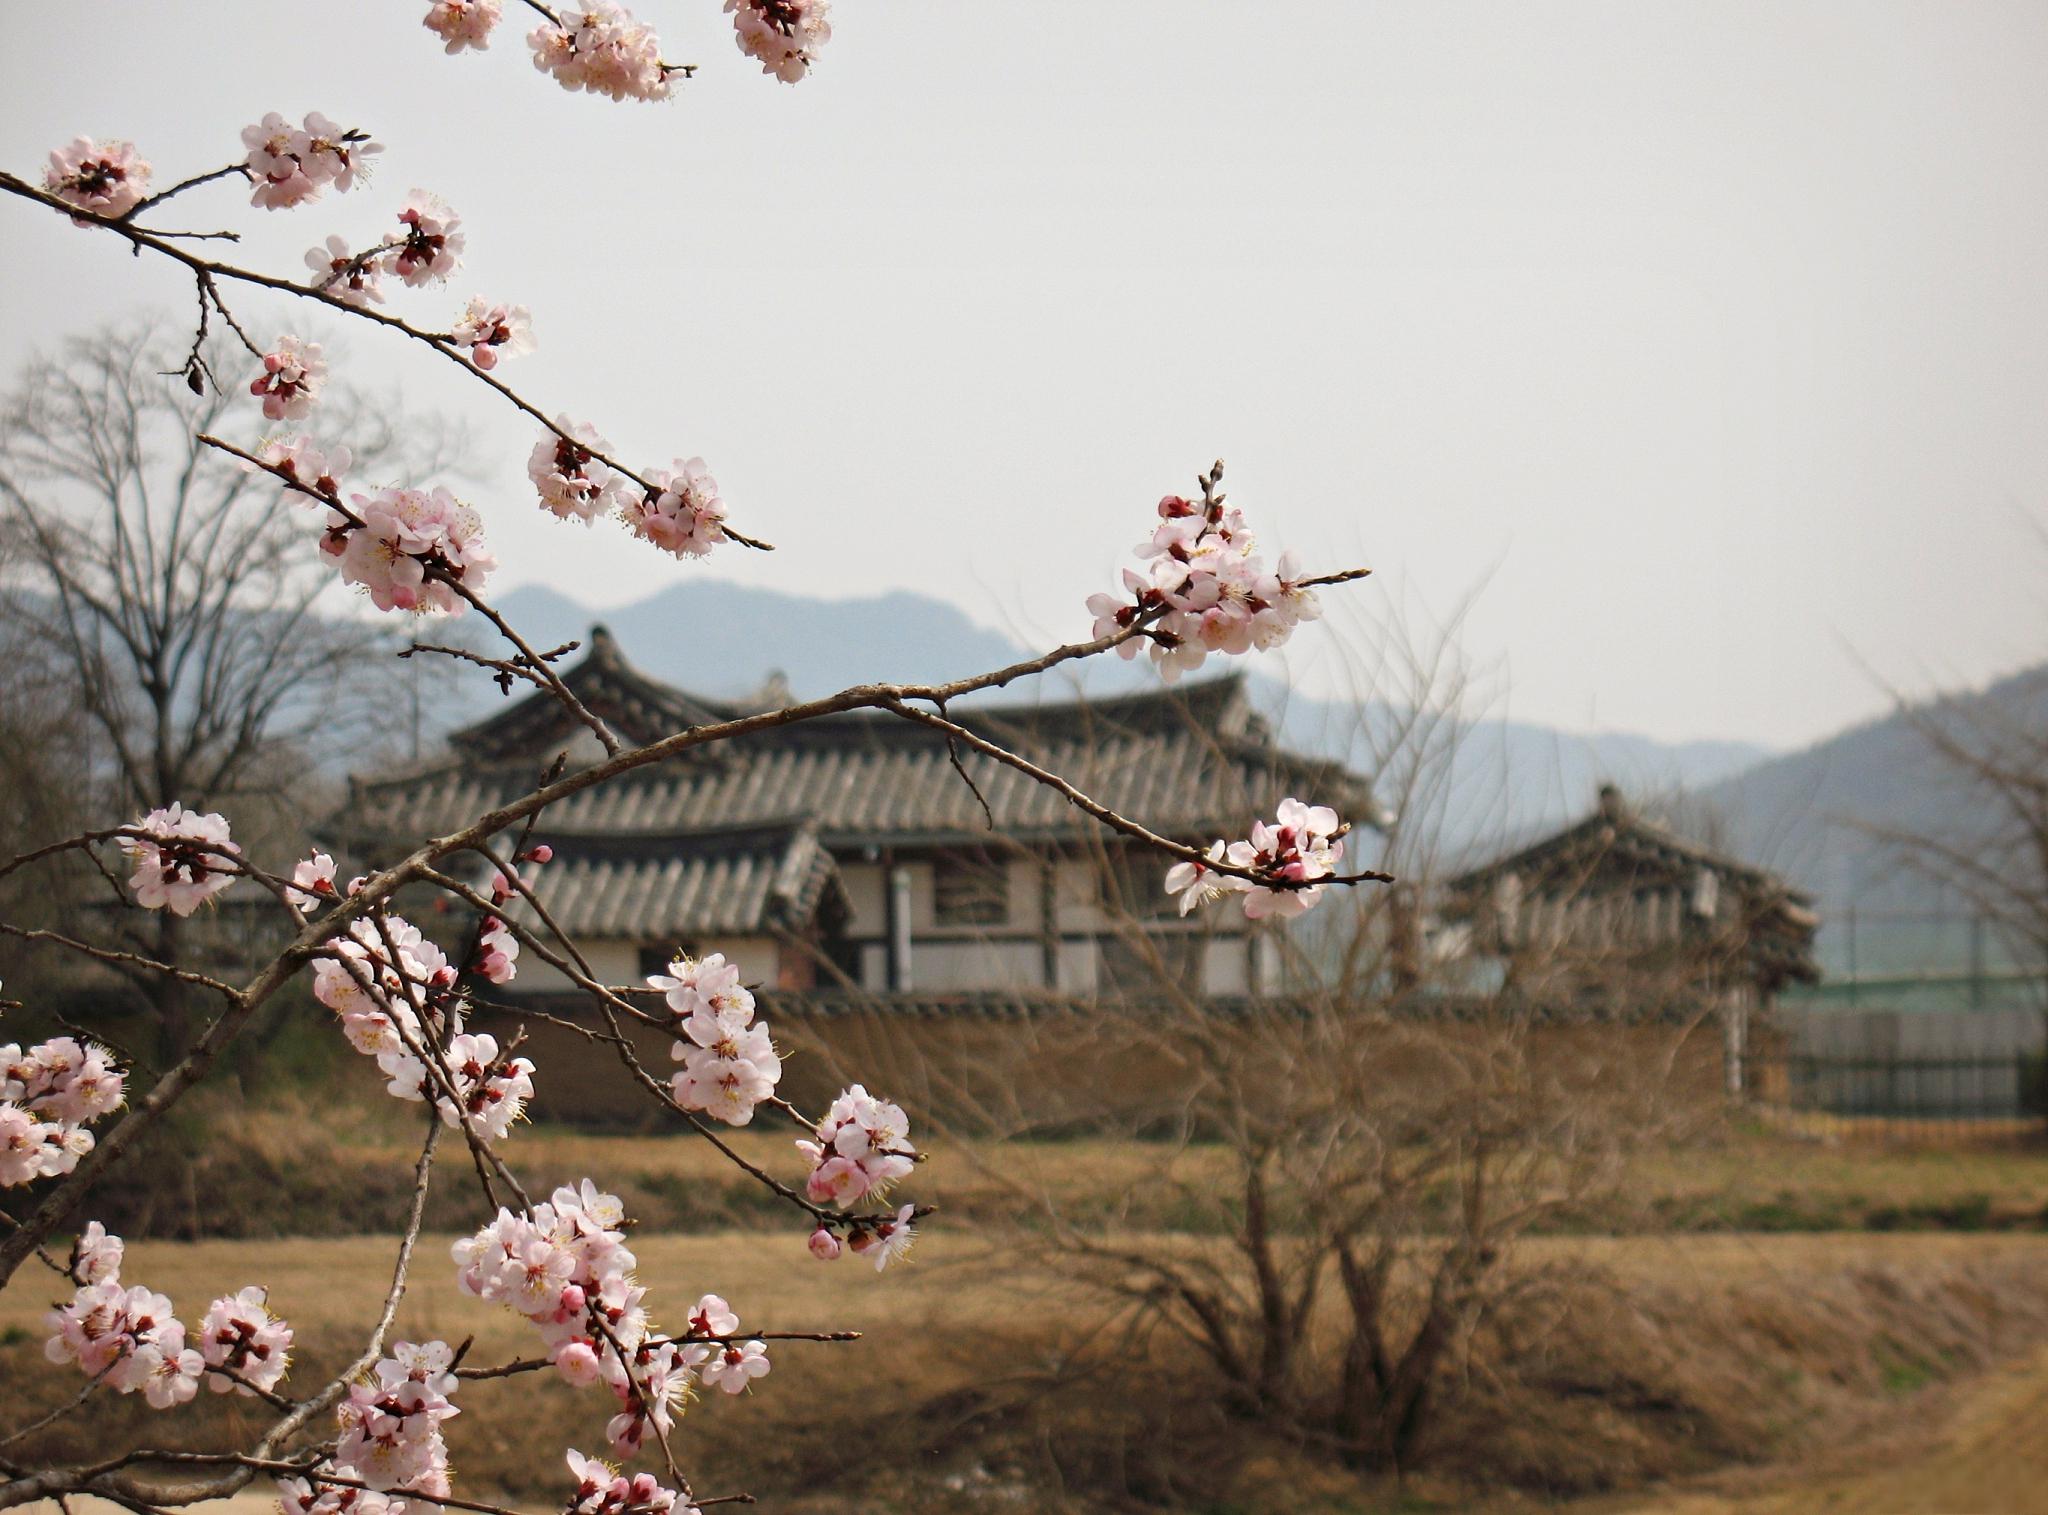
[89,1095,2046,1243]
[7,1231,2048,1513]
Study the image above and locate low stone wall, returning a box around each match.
[499,992,1733,1132]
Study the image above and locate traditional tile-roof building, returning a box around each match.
[334,626,1375,1002]
[1439,784,1820,1091]
[1441,784,1820,998]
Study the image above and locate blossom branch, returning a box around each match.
[0,171,770,550]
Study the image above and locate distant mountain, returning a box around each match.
[488,581,1031,701]
[1695,663,2048,977]
[450,582,1773,851]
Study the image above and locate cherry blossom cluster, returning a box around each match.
[120,802,239,916]
[321,484,498,615]
[797,1085,916,1210]
[44,1232,284,1412]
[1087,490,1324,682]
[387,191,465,286]
[679,1292,771,1394]
[807,1203,917,1272]
[277,1480,414,1515]
[423,0,502,54]
[43,137,150,220]
[647,953,781,1125]
[453,1181,636,1385]
[530,4,674,103]
[1166,798,1350,921]
[330,1340,461,1493]
[251,335,328,422]
[251,437,352,510]
[301,192,466,317]
[454,1182,769,1454]
[566,1449,698,1515]
[312,915,535,1139]
[726,0,834,84]
[197,1284,296,1395]
[1,1038,125,1187]
[46,1274,200,1408]
[529,416,628,523]
[620,458,728,559]
[450,296,534,370]
[305,235,385,308]
[241,112,380,210]
[526,424,731,558]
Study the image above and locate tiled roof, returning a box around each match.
[339,633,1374,854]
[498,821,843,938]
[1446,785,1814,907]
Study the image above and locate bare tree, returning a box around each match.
[921,609,1708,1479]
[1873,667,2048,990]
[0,319,460,1056]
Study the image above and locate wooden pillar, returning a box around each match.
[1039,859,1059,990]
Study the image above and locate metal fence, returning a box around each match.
[1750,1003,2048,1138]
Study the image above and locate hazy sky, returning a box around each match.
[5,3,2046,749]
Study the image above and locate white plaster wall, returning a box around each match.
[1203,936,1252,996]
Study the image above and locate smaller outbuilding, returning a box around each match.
[1439,785,1820,1090]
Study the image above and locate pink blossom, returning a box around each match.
[654,953,779,1124]
[199,1285,293,1395]
[305,234,385,307]
[242,112,379,210]
[0,1103,84,1187]
[6,1038,126,1146]
[647,951,750,1021]
[1178,798,1348,921]
[697,1338,770,1394]
[1091,484,1325,681]
[44,1273,204,1407]
[529,417,623,523]
[121,803,238,916]
[335,1341,460,1491]
[424,0,502,53]
[621,458,727,559]
[43,137,151,221]
[310,914,530,1139]
[288,851,339,912]
[1164,841,1241,917]
[565,1450,690,1515]
[72,1221,124,1284]
[797,1084,915,1208]
[250,436,351,507]
[529,3,673,102]
[328,485,496,615]
[384,191,464,286]
[450,296,534,370]
[726,0,832,84]
[807,1224,841,1261]
[300,113,380,193]
[474,916,519,983]
[242,112,318,208]
[848,1203,917,1272]
[249,335,327,422]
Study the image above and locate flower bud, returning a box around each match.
[807,1225,841,1261]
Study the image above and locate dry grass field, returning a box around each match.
[7,1104,2048,1512]
[8,1227,2048,1513]
[75,1088,2048,1241]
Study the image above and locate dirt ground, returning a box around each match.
[1578,1341,2048,1514]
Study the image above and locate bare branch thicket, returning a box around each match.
[0,320,469,1059]
[876,599,1739,1479]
